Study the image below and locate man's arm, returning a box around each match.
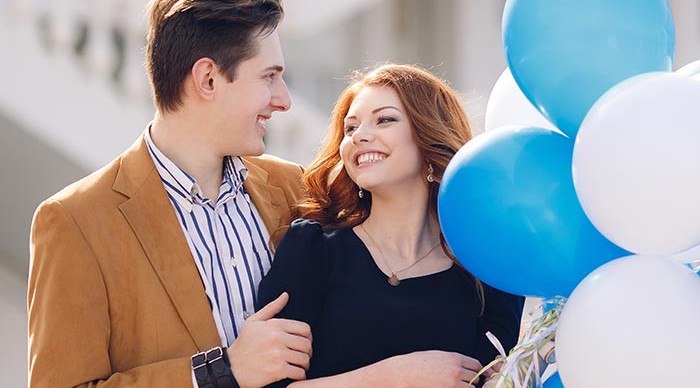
[228,293,312,387]
[28,200,192,387]
[29,200,313,388]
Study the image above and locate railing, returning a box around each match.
[0,0,151,170]
[5,0,150,103]
[0,0,328,167]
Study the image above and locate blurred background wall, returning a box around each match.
[1,0,699,385]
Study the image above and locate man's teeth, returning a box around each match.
[357,152,386,165]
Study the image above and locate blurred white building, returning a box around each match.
[1,1,699,386]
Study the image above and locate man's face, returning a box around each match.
[212,31,291,157]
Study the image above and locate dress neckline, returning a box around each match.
[347,227,454,284]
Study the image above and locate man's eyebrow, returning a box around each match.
[264,65,284,73]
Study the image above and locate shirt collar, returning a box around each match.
[144,127,250,209]
[221,156,248,202]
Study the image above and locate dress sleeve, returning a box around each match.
[256,219,332,327]
[473,283,525,366]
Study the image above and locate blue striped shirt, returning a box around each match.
[144,130,273,346]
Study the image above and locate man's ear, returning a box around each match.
[190,57,217,101]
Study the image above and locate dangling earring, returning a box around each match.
[427,163,435,183]
[358,188,364,198]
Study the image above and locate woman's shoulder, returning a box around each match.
[289,218,324,230]
[272,219,354,275]
[278,218,352,249]
[282,218,353,247]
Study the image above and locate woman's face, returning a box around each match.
[339,86,425,197]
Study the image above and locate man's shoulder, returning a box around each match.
[46,159,121,205]
[43,136,152,207]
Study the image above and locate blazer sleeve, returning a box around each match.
[473,284,525,366]
[257,219,333,328]
[28,200,192,388]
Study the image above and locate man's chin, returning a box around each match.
[243,143,266,157]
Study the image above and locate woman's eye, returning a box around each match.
[344,125,358,134]
[377,116,397,124]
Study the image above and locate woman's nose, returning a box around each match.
[351,124,373,144]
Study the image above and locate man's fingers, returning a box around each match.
[249,292,289,322]
[285,348,311,370]
[282,330,313,357]
[283,363,307,381]
[272,318,312,340]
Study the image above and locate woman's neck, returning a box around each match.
[360,194,440,266]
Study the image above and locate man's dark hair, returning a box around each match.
[146,0,284,112]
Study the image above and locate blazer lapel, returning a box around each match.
[114,138,220,351]
[242,159,289,237]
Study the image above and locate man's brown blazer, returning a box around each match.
[27,137,304,387]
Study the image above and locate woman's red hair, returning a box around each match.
[286,63,484,306]
[294,64,473,230]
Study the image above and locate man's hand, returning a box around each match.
[227,292,313,387]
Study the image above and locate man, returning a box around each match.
[28,1,312,386]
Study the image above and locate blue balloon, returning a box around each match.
[503,0,675,138]
[543,372,565,388]
[438,126,627,297]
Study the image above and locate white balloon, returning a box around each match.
[485,68,559,132]
[573,72,700,255]
[556,256,700,388]
[668,242,700,264]
[676,59,700,80]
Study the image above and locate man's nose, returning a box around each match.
[272,78,291,112]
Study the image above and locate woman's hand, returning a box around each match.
[379,350,484,388]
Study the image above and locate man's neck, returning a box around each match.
[150,112,224,200]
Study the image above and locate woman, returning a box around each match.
[257,64,524,387]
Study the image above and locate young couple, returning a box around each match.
[28,1,523,387]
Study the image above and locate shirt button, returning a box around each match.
[231,258,237,268]
[243,311,252,320]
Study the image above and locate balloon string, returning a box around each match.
[688,260,700,275]
[475,296,566,387]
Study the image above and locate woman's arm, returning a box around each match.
[257,220,330,324]
[289,350,484,388]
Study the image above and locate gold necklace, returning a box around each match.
[359,223,442,286]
